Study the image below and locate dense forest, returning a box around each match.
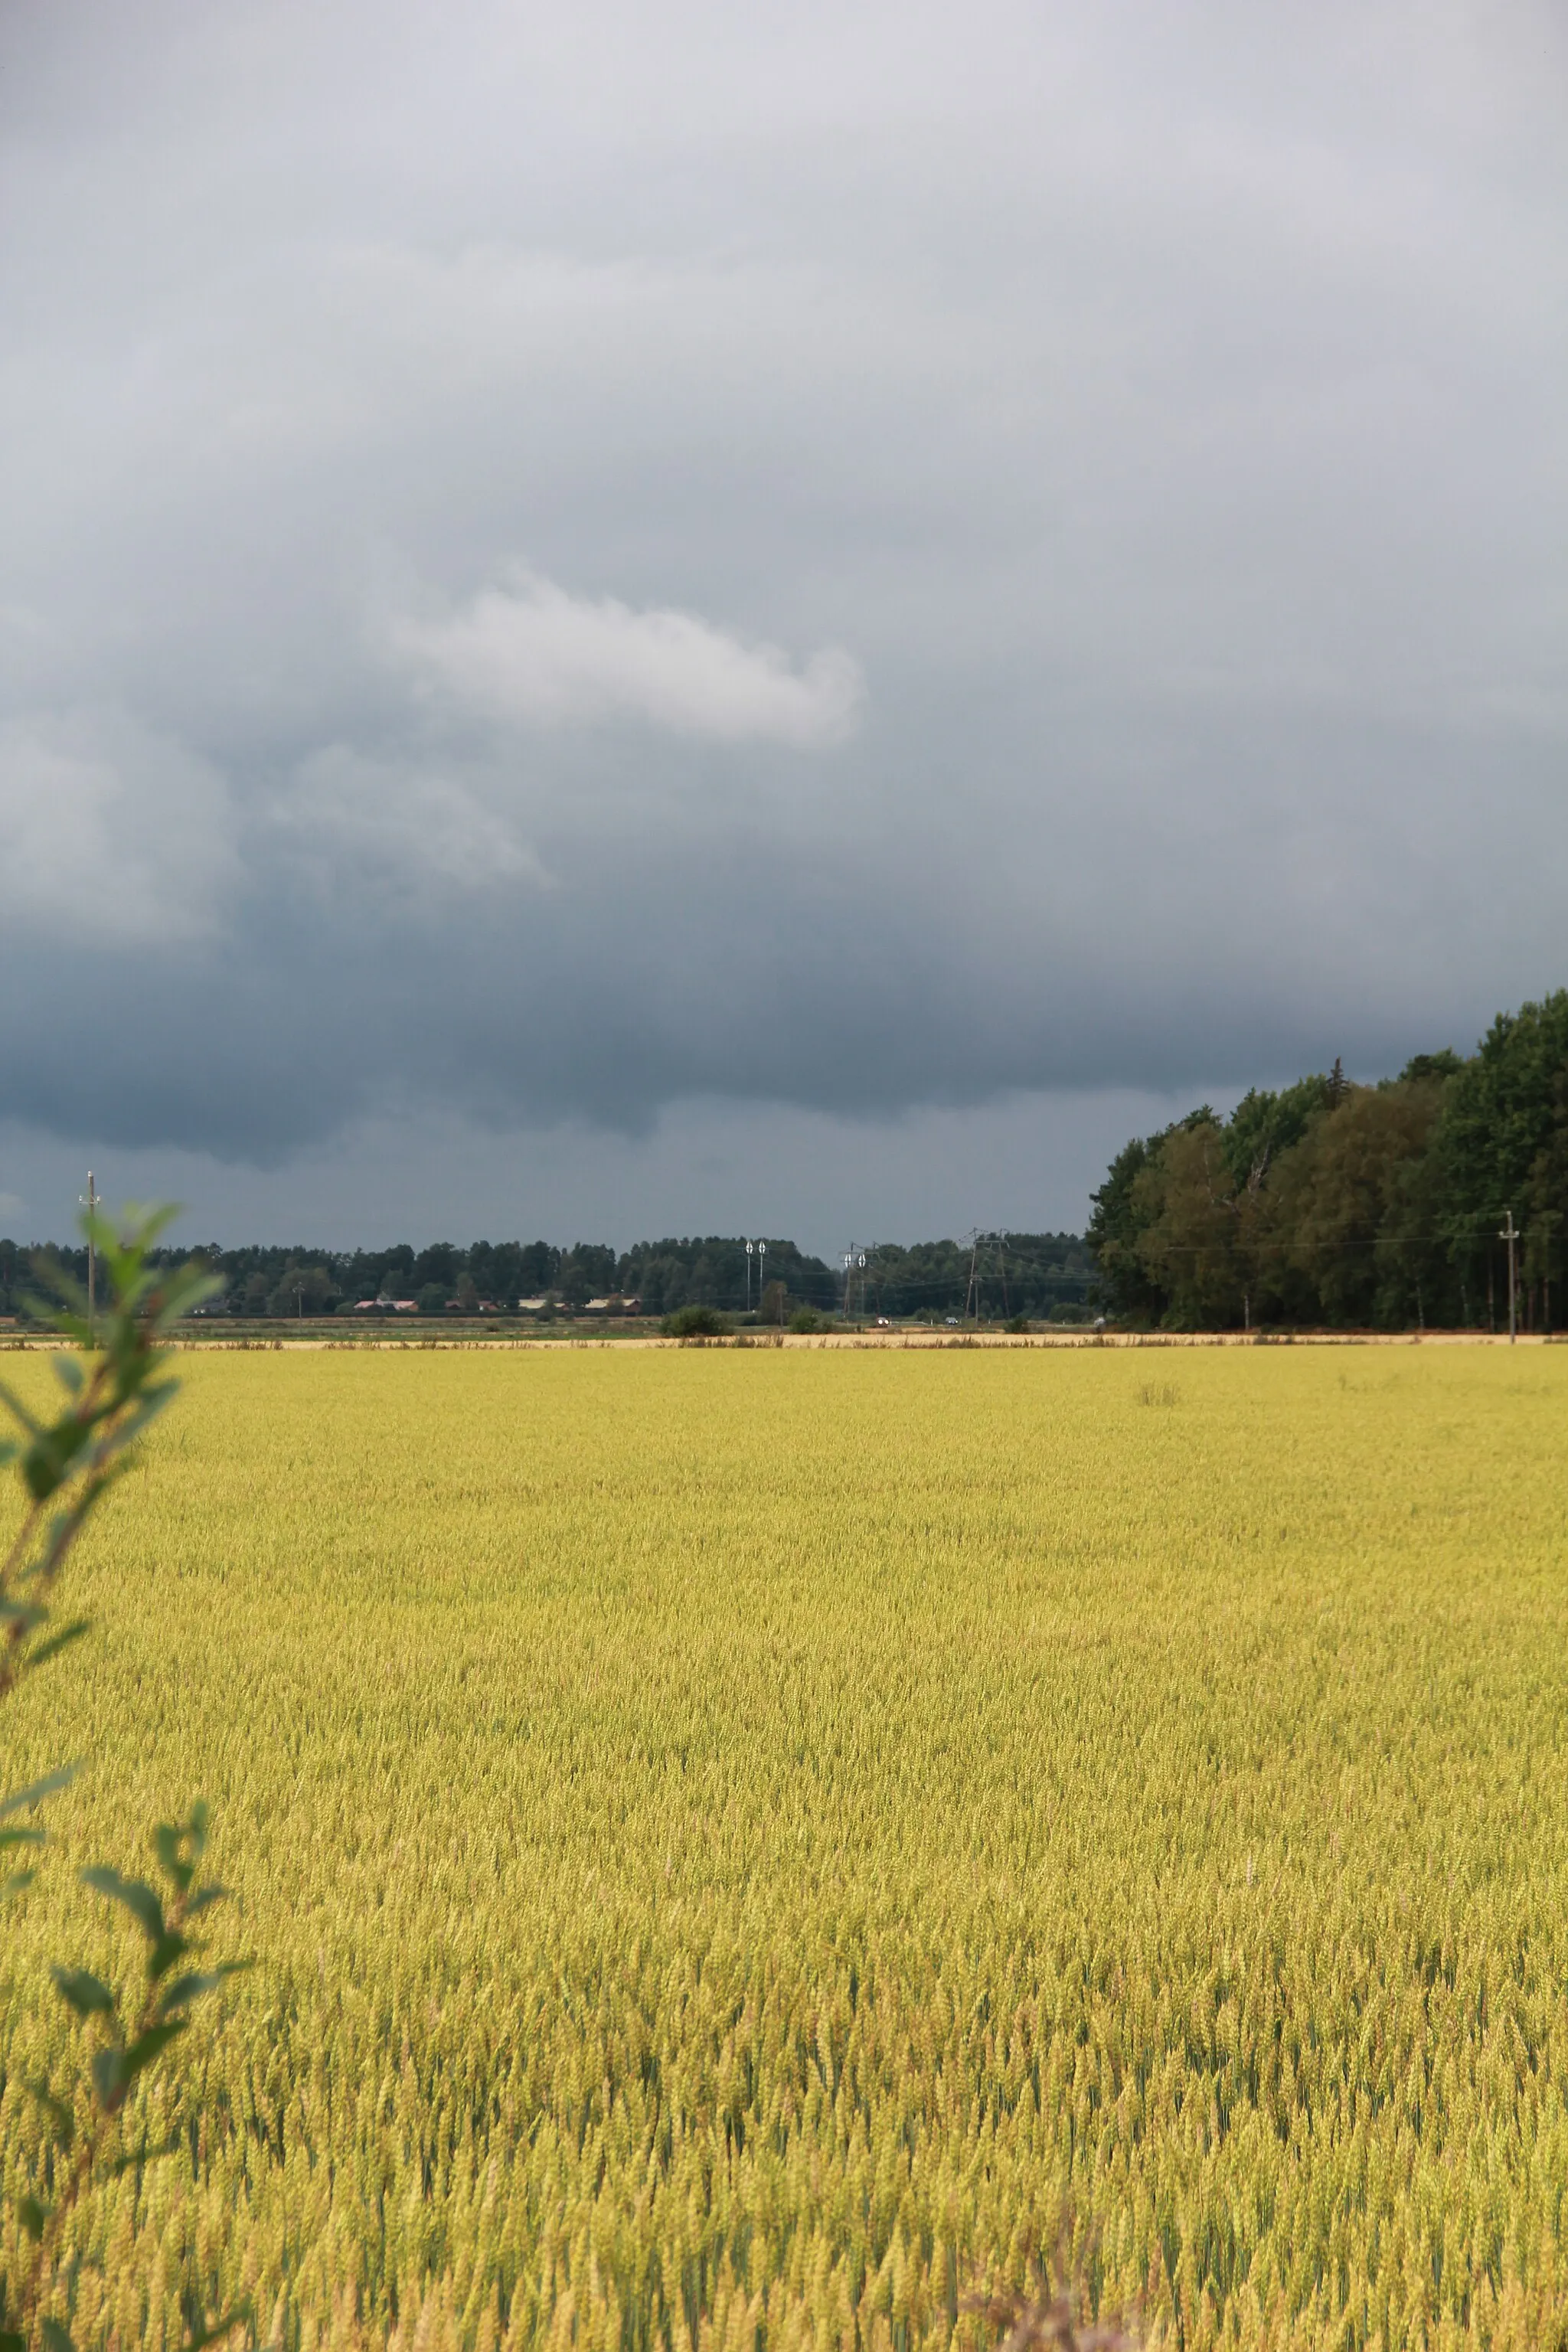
[0,1229,1093,1323]
[1088,989,1568,1331]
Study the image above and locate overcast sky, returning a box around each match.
[2,2,1564,1252]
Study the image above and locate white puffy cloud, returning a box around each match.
[394,570,864,748]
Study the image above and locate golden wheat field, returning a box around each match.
[2,1342,1567,2352]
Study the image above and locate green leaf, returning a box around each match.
[147,1929,188,1981]
[0,1765,78,1818]
[81,1401,169,1478]
[0,1826,47,1853]
[25,1620,92,1671]
[51,1353,85,1395]
[24,2081,75,2149]
[21,1512,77,1585]
[37,1468,128,1569]
[121,2018,185,2085]
[21,1416,93,1503]
[156,1262,220,1314]
[0,1437,18,1469]
[81,1867,164,1942]
[182,1884,230,1919]
[103,1201,179,1253]
[90,2046,127,2113]
[158,1960,252,2015]
[156,1799,211,1873]
[16,2195,46,2239]
[51,1967,115,2017]
[3,1869,38,1899]
[153,1822,192,1890]
[0,2328,27,2350]
[103,1388,175,1449]
[41,2316,75,2352]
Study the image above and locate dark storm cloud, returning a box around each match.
[2,0,1565,1168]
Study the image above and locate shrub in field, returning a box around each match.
[660,1305,732,1338]
[0,1210,247,2352]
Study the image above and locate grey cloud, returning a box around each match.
[273,746,557,904]
[0,708,235,944]
[1,0,1564,1211]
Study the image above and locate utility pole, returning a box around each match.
[745,1240,753,1315]
[1498,1210,1519,1344]
[965,1230,980,1323]
[80,1171,97,1334]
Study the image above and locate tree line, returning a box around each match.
[1087,988,1568,1331]
[0,1230,1094,1323]
[24,976,1557,1340]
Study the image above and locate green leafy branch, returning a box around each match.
[0,1207,215,1707]
[0,1207,252,2352]
[5,1805,250,2352]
